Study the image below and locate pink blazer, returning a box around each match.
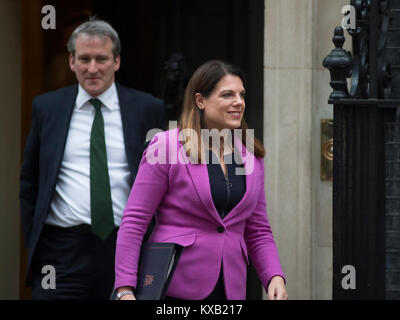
[114,128,285,299]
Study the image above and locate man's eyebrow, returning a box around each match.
[76,54,110,59]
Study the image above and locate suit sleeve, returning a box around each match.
[157,100,167,131]
[142,98,167,152]
[244,158,286,291]
[114,132,170,290]
[19,100,40,248]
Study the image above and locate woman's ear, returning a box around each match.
[195,93,204,110]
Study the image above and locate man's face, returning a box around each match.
[69,35,120,96]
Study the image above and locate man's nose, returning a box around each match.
[88,60,98,73]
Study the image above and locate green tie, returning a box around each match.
[89,98,115,240]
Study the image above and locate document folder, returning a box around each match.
[112,242,183,300]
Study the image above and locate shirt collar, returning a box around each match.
[76,82,119,111]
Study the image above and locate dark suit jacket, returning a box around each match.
[19,82,166,286]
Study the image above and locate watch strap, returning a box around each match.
[116,290,134,300]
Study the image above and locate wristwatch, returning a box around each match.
[116,290,134,300]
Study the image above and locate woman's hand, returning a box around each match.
[267,276,288,300]
[119,293,136,300]
[117,287,136,300]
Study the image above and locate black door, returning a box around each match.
[94,1,264,135]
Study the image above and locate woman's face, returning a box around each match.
[195,74,246,131]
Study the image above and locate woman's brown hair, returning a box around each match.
[178,60,265,162]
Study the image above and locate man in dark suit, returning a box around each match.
[19,19,166,299]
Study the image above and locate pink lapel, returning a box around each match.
[179,131,258,224]
[221,136,258,223]
[179,145,222,223]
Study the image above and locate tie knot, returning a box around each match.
[89,98,102,111]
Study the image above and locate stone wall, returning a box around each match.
[264,0,350,299]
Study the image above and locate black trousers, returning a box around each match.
[31,224,118,300]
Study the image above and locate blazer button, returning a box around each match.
[217,226,224,233]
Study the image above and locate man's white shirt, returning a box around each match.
[46,82,132,227]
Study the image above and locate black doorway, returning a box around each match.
[94,0,264,135]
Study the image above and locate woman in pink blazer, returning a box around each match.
[114,60,287,300]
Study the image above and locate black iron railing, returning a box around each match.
[323,0,400,299]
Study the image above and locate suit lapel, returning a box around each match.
[180,133,258,224]
[45,85,78,213]
[179,142,223,223]
[52,85,78,170]
[222,137,257,223]
[116,83,138,179]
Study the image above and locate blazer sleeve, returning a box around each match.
[19,100,40,248]
[114,132,170,290]
[244,157,286,290]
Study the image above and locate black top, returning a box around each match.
[206,149,246,219]
[166,149,247,300]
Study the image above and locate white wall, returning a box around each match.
[0,0,22,299]
[263,0,351,299]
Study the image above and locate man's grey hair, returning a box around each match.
[67,19,121,58]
